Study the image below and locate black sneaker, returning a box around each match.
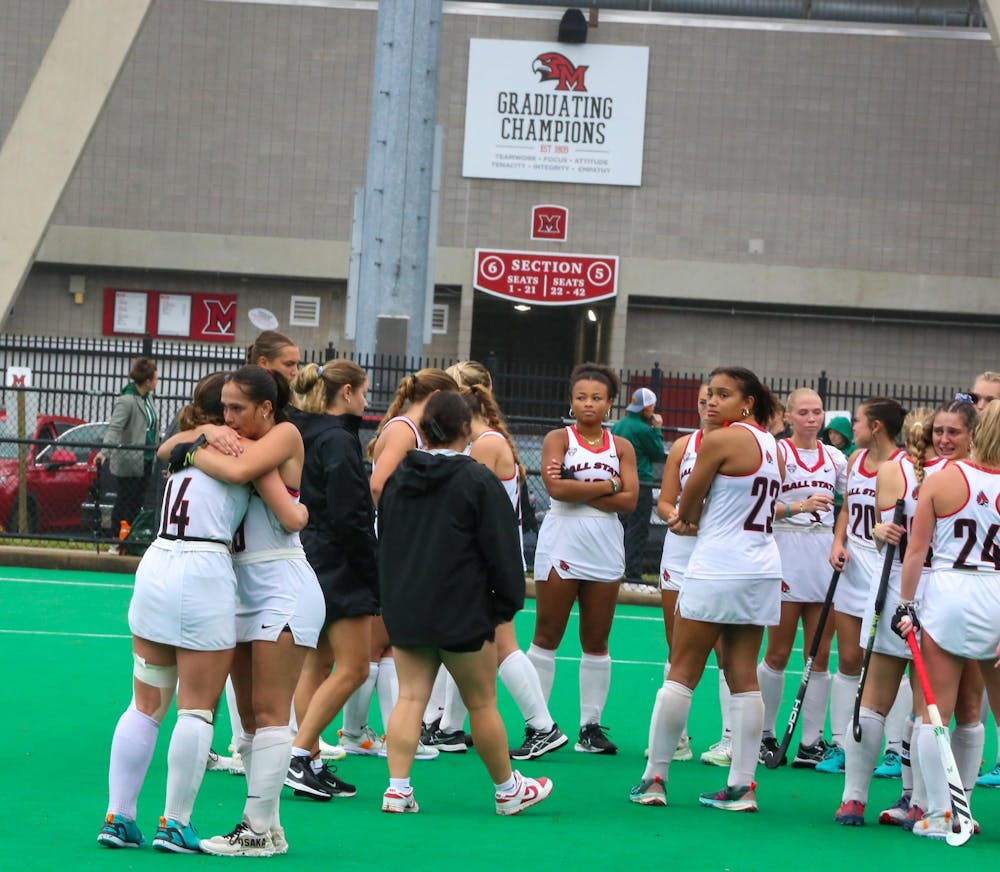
[420,718,441,746]
[510,723,569,761]
[574,723,617,755]
[792,738,828,769]
[424,727,468,753]
[759,735,785,766]
[314,762,356,797]
[284,756,332,801]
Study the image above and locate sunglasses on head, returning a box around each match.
[954,392,980,405]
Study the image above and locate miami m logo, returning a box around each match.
[200,299,236,337]
[532,52,588,92]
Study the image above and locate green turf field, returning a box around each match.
[2,565,996,871]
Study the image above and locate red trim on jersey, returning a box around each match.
[718,421,767,478]
[935,461,973,519]
[957,460,1000,476]
[693,429,704,452]
[569,425,609,454]
[782,438,826,473]
[856,448,901,479]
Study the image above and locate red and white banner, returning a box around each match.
[474,249,618,306]
[531,204,568,241]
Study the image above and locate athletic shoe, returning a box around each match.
[315,762,357,797]
[574,723,617,755]
[976,762,1000,788]
[673,735,693,762]
[902,803,924,832]
[228,748,245,776]
[873,749,902,778]
[414,740,440,760]
[424,726,469,753]
[913,811,952,840]
[495,772,553,815]
[510,723,569,761]
[420,718,441,746]
[834,799,866,826]
[814,743,846,774]
[792,738,828,769]
[206,747,231,772]
[97,813,145,849]
[878,792,911,826]
[200,821,275,857]
[759,735,786,766]
[284,755,332,801]
[319,736,347,761]
[270,826,288,855]
[700,737,732,767]
[382,786,419,814]
[629,775,666,807]
[698,782,758,812]
[152,817,202,854]
[339,725,385,756]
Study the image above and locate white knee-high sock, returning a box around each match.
[830,672,859,747]
[225,676,242,747]
[342,662,378,735]
[883,677,912,753]
[376,657,398,734]
[579,653,611,726]
[918,723,952,815]
[498,650,553,732]
[901,714,915,793]
[842,707,884,803]
[107,708,160,820]
[237,730,254,782]
[662,662,688,742]
[801,670,831,746]
[527,644,556,703]
[719,672,732,739]
[951,721,985,792]
[648,681,693,783]
[910,716,927,810]
[243,726,292,834]
[728,691,764,788]
[164,712,213,825]
[756,661,785,737]
[439,672,469,733]
[423,666,448,725]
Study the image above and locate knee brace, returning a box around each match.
[177,709,214,725]
[132,653,177,723]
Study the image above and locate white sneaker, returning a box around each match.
[382,787,419,814]
[270,826,288,855]
[206,748,232,771]
[495,771,553,816]
[414,740,439,760]
[319,736,346,761]
[673,735,693,762]
[200,822,275,857]
[700,737,732,767]
[913,811,952,840]
[339,725,385,756]
[228,748,245,776]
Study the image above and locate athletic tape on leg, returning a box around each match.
[132,653,177,722]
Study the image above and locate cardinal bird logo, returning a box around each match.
[559,560,570,571]
[532,52,588,92]
[662,570,671,583]
[766,451,774,464]
[977,490,989,506]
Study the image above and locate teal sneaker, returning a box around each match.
[815,743,846,774]
[629,775,666,807]
[976,762,1000,788]
[873,750,902,779]
[152,816,202,853]
[97,813,145,848]
[698,782,757,812]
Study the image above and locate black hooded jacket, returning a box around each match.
[288,408,378,609]
[378,450,525,649]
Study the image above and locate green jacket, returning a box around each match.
[611,411,666,486]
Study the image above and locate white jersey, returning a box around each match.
[661,430,702,575]
[686,423,782,580]
[233,489,306,565]
[885,455,945,568]
[547,426,620,519]
[930,460,1000,573]
[156,468,250,544]
[773,439,847,531]
[845,449,902,551]
[383,415,423,449]
[476,429,520,511]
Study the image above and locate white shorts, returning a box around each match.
[679,575,781,626]
[235,556,324,648]
[533,513,624,583]
[775,529,835,603]
[920,569,1000,661]
[860,567,926,660]
[835,541,881,619]
[128,540,237,651]
[659,564,684,592]
[660,530,694,592]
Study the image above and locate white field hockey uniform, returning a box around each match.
[659,431,702,592]
[373,416,422,536]
[476,429,526,570]
[533,426,625,583]
[861,455,943,658]
[233,488,324,648]
[836,449,902,618]
[773,439,847,603]
[919,460,1000,660]
[129,468,250,651]
[680,423,783,625]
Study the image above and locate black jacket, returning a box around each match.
[288,409,378,603]
[378,450,525,649]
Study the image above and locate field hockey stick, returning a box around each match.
[852,498,906,741]
[905,631,974,846]
[763,567,841,769]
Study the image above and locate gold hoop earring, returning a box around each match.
[568,407,575,419]
[741,408,750,418]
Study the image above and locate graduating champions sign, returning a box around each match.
[462,39,649,187]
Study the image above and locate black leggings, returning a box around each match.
[111,467,150,535]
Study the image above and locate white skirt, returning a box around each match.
[679,575,781,626]
[129,541,237,651]
[775,529,835,603]
[659,565,684,592]
[235,555,324,648]
[533,512,624,583]
[835,541,881,619]
[860,567,925,660]
[920,569,1000,661]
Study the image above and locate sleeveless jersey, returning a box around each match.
[548,426,620,519]
[156,467,250,544]
[885,455,944,566]
[773,439,847,531]
[233,489,306,565]
[476,429,520,512]
[382,415,423,449]
[662,430,702,573]
[845,449,901,550]
[930,460,1000,573]
[686,422,782,579]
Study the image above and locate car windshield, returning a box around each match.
[35,423,108,464]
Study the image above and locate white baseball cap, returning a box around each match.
[626,387,657,413]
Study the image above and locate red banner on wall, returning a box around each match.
[474,249,617,306]
[103,288,237,343]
